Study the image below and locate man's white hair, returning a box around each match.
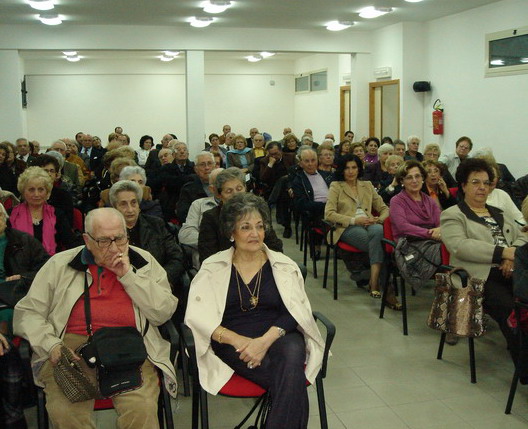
[85,208,126,235]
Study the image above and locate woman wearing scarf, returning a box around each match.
[226,134,255,173]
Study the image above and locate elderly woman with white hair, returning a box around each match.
[404,135,423,161]
[363,142,395,188]
[10,167,80,255]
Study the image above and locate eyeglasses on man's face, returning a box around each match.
[86,232,128,248]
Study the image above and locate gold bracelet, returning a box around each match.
[217,327,227,344]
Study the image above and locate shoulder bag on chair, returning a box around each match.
[77,273,148,398]
[427,268,486,337]
[394,236,442,289]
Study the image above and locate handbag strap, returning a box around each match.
[404,240,442,268]
[83,272,93,338]
[448,268,470,288]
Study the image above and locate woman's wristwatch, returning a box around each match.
[276,327,286,338]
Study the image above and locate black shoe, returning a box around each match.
[283,227,292,238]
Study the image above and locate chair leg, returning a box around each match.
[401,279,408,336]
[310,231,318,279]
[437,332,446,360]
[379,265,389,319]
[37,388,49,429]
[161,381,174,429]
[199,387,209,429]
[468,337,477,384]
[505,368,520,414]
[303,228,308,267]
[333,246,338,300]
[315,374,328,429]
[180,338,190,397]
[323,243,330,289]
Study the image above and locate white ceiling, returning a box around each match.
[3,0,501,31]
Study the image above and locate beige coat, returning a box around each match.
[184,246,325,395]
[13,245,179,396]
[324,180,389,242]
[440,202,527,282]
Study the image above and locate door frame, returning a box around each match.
[340,85,350,140]
[368,79,400,138]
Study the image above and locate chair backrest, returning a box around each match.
[383,217,395,254]
[72,208,84,232]
[449,187,458,199]
[441,243,450,265]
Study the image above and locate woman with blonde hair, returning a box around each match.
[226,134,254,173]
[10,167,78,255]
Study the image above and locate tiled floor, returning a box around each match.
[26,232,528,428]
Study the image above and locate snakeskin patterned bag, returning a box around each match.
[427,268,486,337]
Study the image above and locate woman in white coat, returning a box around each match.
[185,192,324,429]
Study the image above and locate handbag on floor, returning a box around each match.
[427,268,486,337]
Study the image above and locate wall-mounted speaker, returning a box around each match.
[413,81,431,92]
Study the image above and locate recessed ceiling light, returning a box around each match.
[64,55,80,62]
[358,7,393,19]
[326,21,354,31]
[164,51,180,57]
[405,0,423,2]
[490,59,504,66]
[202,1,231,14]
[62,51,77,56]
[160,55,175,62]
[189,17,214,28]
[260,52,275,58]
[520,57,528,63]
[247,55,263,63]
[38,13,62,25]
[28,0,54,11]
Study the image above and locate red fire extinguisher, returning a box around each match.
[432,99,444,135]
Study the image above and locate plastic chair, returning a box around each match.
[322,220,365,300]
[72,207,84,232]
[34,321,179,429]
[505,300,528,414]
[301,213,328,279]
[182,311,336,429]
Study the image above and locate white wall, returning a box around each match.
[0,51,26,141]
[293,54,341,142]
[424,0,528,177]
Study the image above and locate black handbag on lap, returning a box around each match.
[77,274,147,398]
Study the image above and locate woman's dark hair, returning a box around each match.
[33,154,60,173]
[334,154,363,181]
[139,135,154,149]
[455,158,495,187]
[208,133,219,143]
[381,136,393,145]
[365,137,381,148]
[220,192,271,240]
[395,160,427,185]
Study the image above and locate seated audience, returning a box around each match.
[363,143,394,188]
[404,135,423,161]
[109,180,185,295]
[178,168,223,269]
[317,143,335,173]
[324,154,394,305]
[391,161,441,241]
[176,152,215,223]
[364,137,380,164]
[206,133,227,165]
[226,134,254,173]
[282,133,300,155]
[198,168,283,263]
[441,158,527,359]
[49,140,83,189]
[393,139,406,158]
[379,154,404,205]
[422,160,457,210]
[136,135,154,167]
[251,134,266,158]
[336,140,351,160]
[0,142,26,196]
[350,142,366,165]
[186,192,324,428]
[423,142,456,188]
[14,208,178,428]
[439,136,472,177]
[10,167,79,255]
[291,146,333,227]
[144,133,173,172]
[63,138,89,183]
[119,166,162,218]
[98,157,137,206]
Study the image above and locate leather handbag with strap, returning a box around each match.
[427,268,486,337]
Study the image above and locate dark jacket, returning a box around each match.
[291,169,333,218]
[259,153,297,189]
[129,214,185,296]
[3,227,49,282]
[176,175,210,223]
[421,183,457,210]
[363,162,392,188]
[198,205,283,263]
[48,186,74,228]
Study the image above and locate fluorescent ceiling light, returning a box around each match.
[247,55,263,63]
[28,0,54,11]
[189,17,214,27]
[260,51,275,58]
[490,59,504,66]
[38,13,62,25]
[62,51,77,56]
[202,1,231,14]
[64,55,80,62]
[520,57,528,63]
[160,55,175,62]
[164,51,180,57]
[405,0,423,2]
[358,7,393,19]
[326,21,353,31]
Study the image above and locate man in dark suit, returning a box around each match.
[260,141,298,237]
[15,138,37,165]
[145,134,174,172]
[79,134,105,174]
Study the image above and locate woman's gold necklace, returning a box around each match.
[234,257,263,311]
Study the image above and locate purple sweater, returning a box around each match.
[390,191,441,241]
